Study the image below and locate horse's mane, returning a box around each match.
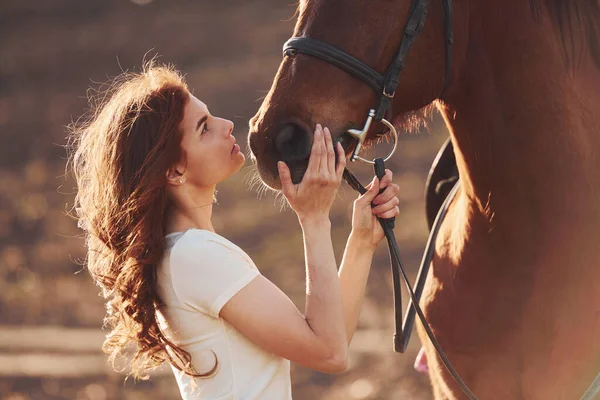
[530,0,600,69]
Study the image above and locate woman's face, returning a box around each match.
[177,93,245,187]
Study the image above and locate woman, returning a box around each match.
[68,63,400,399]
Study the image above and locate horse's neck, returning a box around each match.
[442,13,600,251]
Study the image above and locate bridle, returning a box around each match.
[283,0,453,163]
[281,1,481,399]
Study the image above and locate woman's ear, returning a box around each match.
[166,168,185,186]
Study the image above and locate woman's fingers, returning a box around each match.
[373,182,399,205]
[372,195,400,215]
[316,126,328,178]
[378,169,393,190]
[305,124,347,181]
[356,177,380,206]
[306,124,323,175]
[375,206,400,220]
[278,161,294,196]
[335,142,347,179]
[323,127,336,175]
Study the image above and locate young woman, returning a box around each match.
[68,63,400,399]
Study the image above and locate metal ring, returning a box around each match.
[351,117,399,165]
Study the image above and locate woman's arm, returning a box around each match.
[338,233,376,344]
[299,216,347,369]
[339,169,399,343]
[221,216,348,374]
[220,126,399,374]
[222,125,348,373]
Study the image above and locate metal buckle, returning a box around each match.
[383,87,396,99]
[345,109,399,165]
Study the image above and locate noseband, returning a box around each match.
[281,2,483,400]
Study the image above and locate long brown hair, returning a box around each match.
[67,61,212,380]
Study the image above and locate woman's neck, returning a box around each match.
[166,186,216,234]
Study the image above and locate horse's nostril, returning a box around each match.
[275,123,312,161]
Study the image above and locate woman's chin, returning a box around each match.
[232,154,246,173]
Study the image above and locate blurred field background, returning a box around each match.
[0,0,450,399]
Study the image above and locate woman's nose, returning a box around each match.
[225,119,234,136]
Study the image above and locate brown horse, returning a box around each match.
[248,0,600,399]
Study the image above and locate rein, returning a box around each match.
[342,160,474,399]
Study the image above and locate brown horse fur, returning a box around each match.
[248,0,600,398]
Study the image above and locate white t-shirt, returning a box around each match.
[156,228,292,400]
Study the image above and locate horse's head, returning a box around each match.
[248,0,467,189]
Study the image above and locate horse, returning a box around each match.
[247,0,600,398]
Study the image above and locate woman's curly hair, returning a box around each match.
[66,61,215,380]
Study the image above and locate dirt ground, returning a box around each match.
[0,1,450,399]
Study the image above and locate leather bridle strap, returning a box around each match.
[283,38,384,95]
[283,0,453,121]
[376,0,430,120]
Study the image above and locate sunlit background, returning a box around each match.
[0,1,449,399]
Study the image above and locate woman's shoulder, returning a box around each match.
[173,228,239,251]
[168,228,256,267]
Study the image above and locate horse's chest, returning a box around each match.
[424,231,535,351]
[420,226,600,399]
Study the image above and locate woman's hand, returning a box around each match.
[278,124,346,224]
[350,169,400,249]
